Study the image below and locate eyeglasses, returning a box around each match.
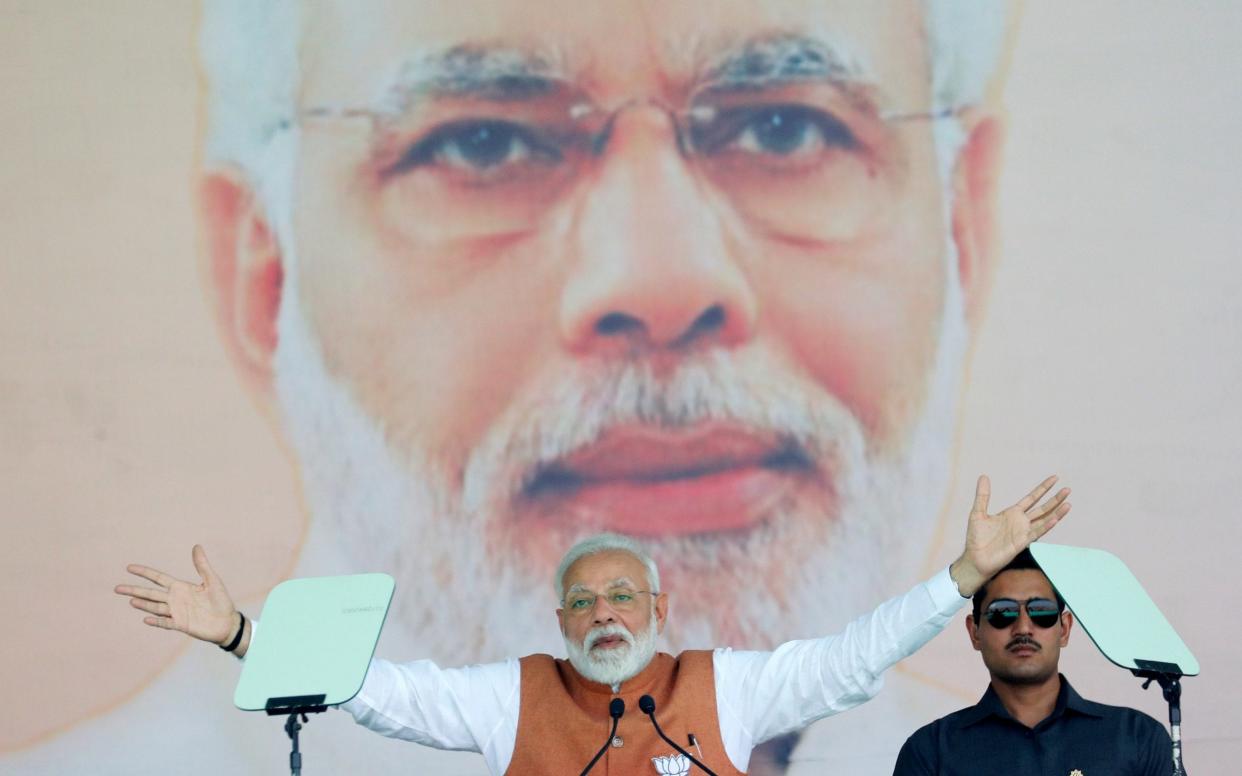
[561,588,655,617]
[294,77,960,244]
[983,598,1062,629]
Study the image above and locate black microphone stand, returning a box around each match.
[639,695,719,776]
[580,698,626,776]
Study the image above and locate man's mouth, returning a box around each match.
[521,423,818,536]
[589,634,629,651]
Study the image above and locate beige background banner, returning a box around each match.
[2,1,1238,773]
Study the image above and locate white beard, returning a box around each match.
[563,611,660,686]
[272,239,969,664]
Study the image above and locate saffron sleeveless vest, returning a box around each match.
[506,650,746,775]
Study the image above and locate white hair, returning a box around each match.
[554,533,661,600]
[199,0,300,172]
[925,0,1011,112]
[198,0,1012,184]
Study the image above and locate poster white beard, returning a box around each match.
[272,235,968,663]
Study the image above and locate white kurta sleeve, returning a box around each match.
[338,656,521,774]
[712,568,966,771]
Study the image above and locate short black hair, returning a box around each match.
[971,548,1066,623]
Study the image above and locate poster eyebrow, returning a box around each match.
[372,30,884,113]
[378,43,573,113]
[688,30,885,112]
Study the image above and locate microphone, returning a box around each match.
[579,697,625,776]
[638,695,719,776]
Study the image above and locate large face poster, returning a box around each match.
[2,1,1238,773]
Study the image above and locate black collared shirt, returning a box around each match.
[893,675,1172,776]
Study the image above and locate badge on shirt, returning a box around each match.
[1069,770,1084,776]
[652,753,690,775]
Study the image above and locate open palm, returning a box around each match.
[115,545,237,645]
[957,475,1072,593]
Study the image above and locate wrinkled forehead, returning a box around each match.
[298,0,932,108]
[562,550,651,596]
[985,569,1056,606]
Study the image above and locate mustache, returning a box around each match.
[584,623,635,651]
[461,350,867,508]
[1007,635,1042,651]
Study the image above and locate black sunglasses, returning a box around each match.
[983,597,1061,629]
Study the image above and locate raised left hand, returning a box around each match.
[950,474,1071,596]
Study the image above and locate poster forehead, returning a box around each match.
[299,0,931,108]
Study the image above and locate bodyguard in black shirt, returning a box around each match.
[894,550,1172,776]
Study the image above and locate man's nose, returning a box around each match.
[559,108,758,355]
[1012,609,1036,634]
[591,596,619,624]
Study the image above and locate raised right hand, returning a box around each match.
[114,544,239,646]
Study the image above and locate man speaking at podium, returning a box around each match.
[117,475,1069,774]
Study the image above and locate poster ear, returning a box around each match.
[198,169,284,402]
[949,110,1006,329]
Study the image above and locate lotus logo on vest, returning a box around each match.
[651,753,691,776]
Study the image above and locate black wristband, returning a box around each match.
[220,611,246,652]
